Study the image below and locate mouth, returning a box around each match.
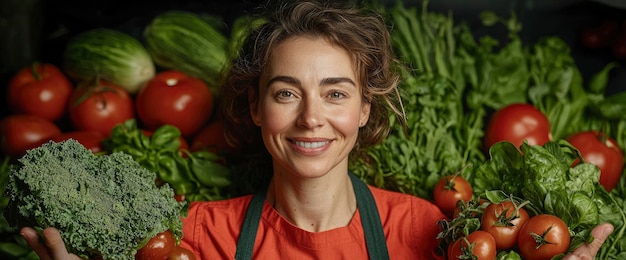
[292,140,330,149]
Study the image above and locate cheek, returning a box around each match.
[331,109,362,136]
[260,105,293,133]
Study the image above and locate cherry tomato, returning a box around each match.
[480,200,529,250]
[135,230,177,260]
[447,230,496,260]
[49,130,105,154]
[484,103,551,152]
[136,70,214,138]
[434,175,473,218]
[0,114,61,158]
[518,214,570,260]
[580,20,618,49]
[190,119,237,154]
[168,246,196,260]
[68,80,134,137]
[566,131,624,192]
[7,63,73,121]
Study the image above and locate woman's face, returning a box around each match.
[253,37,370,179]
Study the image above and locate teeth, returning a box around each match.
[294,141,328,148]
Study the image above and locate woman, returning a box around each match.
[21,1,613,259]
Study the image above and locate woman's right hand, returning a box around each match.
[20,227,82,260]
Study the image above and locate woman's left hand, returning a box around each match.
[562,223,614,260]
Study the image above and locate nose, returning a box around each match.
[296,96,324,129]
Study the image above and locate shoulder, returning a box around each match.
[368,186,446,259]
[180,195,253,256]
[184,195,253,226]
[368,185,443,218]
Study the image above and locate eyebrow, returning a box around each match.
[267,76,356,87]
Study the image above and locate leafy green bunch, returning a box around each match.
[4,139,186,260]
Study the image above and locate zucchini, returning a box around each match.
[63,28,155,94]
[144,11,229,97]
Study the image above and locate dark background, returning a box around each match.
[1,0,626,119]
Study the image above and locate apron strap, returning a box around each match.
[234,190,266,260]
[234,172,389,260]
[349,172,390,260]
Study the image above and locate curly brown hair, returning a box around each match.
[220,0,405,158]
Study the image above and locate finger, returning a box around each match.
[20,227,52,260]
[42,227,74,260]
[588,223,614,252]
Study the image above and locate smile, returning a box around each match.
[293,140,330,149]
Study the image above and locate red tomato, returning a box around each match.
[136,70,214,138]
[190,119,236,154]
[168,246,196,260]
[580,20,618,49]
[7,63,73,121]
[566,131,624,192]
[135,230,176,260]
[447,230,496,260]
[480,200,529,250]
[518,214,570,260]
[434,175,473,218]
[0,114,61,158]
[484,103,551,152]
[68,80,134,137]
[49,130,105,153]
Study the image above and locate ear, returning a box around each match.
[249,87,262,126]
[359,101,371,127]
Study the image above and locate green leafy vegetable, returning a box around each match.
[3,140,185,260]
[63,28,155,94]
[103,119,231,202]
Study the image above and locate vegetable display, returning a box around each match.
[3,139,186,260]
[0,1,625,259]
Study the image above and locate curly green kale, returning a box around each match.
[3,139,186,260]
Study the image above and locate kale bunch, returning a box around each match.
[3,139,185,260]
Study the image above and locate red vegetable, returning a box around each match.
[68,80,135,137]
[168,246,196,260]
[580,20,618,49]
[7,63,73,121]
[566,130,624,192]
[190,119,236,154]
[135,230,177,260]
[483,103,551,152]
[0,114,61,158]
[136,70,214,138]
[480,200,529,250]
[517,214,570,260]
[433,175,473,218]
[447,230,496,260]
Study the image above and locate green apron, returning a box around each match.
[234,172,390,259]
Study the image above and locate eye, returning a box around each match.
[274,89,295,100]
[329,91,347,99]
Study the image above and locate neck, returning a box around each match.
[266,172,357,232]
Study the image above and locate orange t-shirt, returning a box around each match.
[180,186,445,259]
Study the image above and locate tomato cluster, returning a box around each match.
[580,19,626,60]
[443,199,571,260]
[483,103,624,192]
[1,62,236,160]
